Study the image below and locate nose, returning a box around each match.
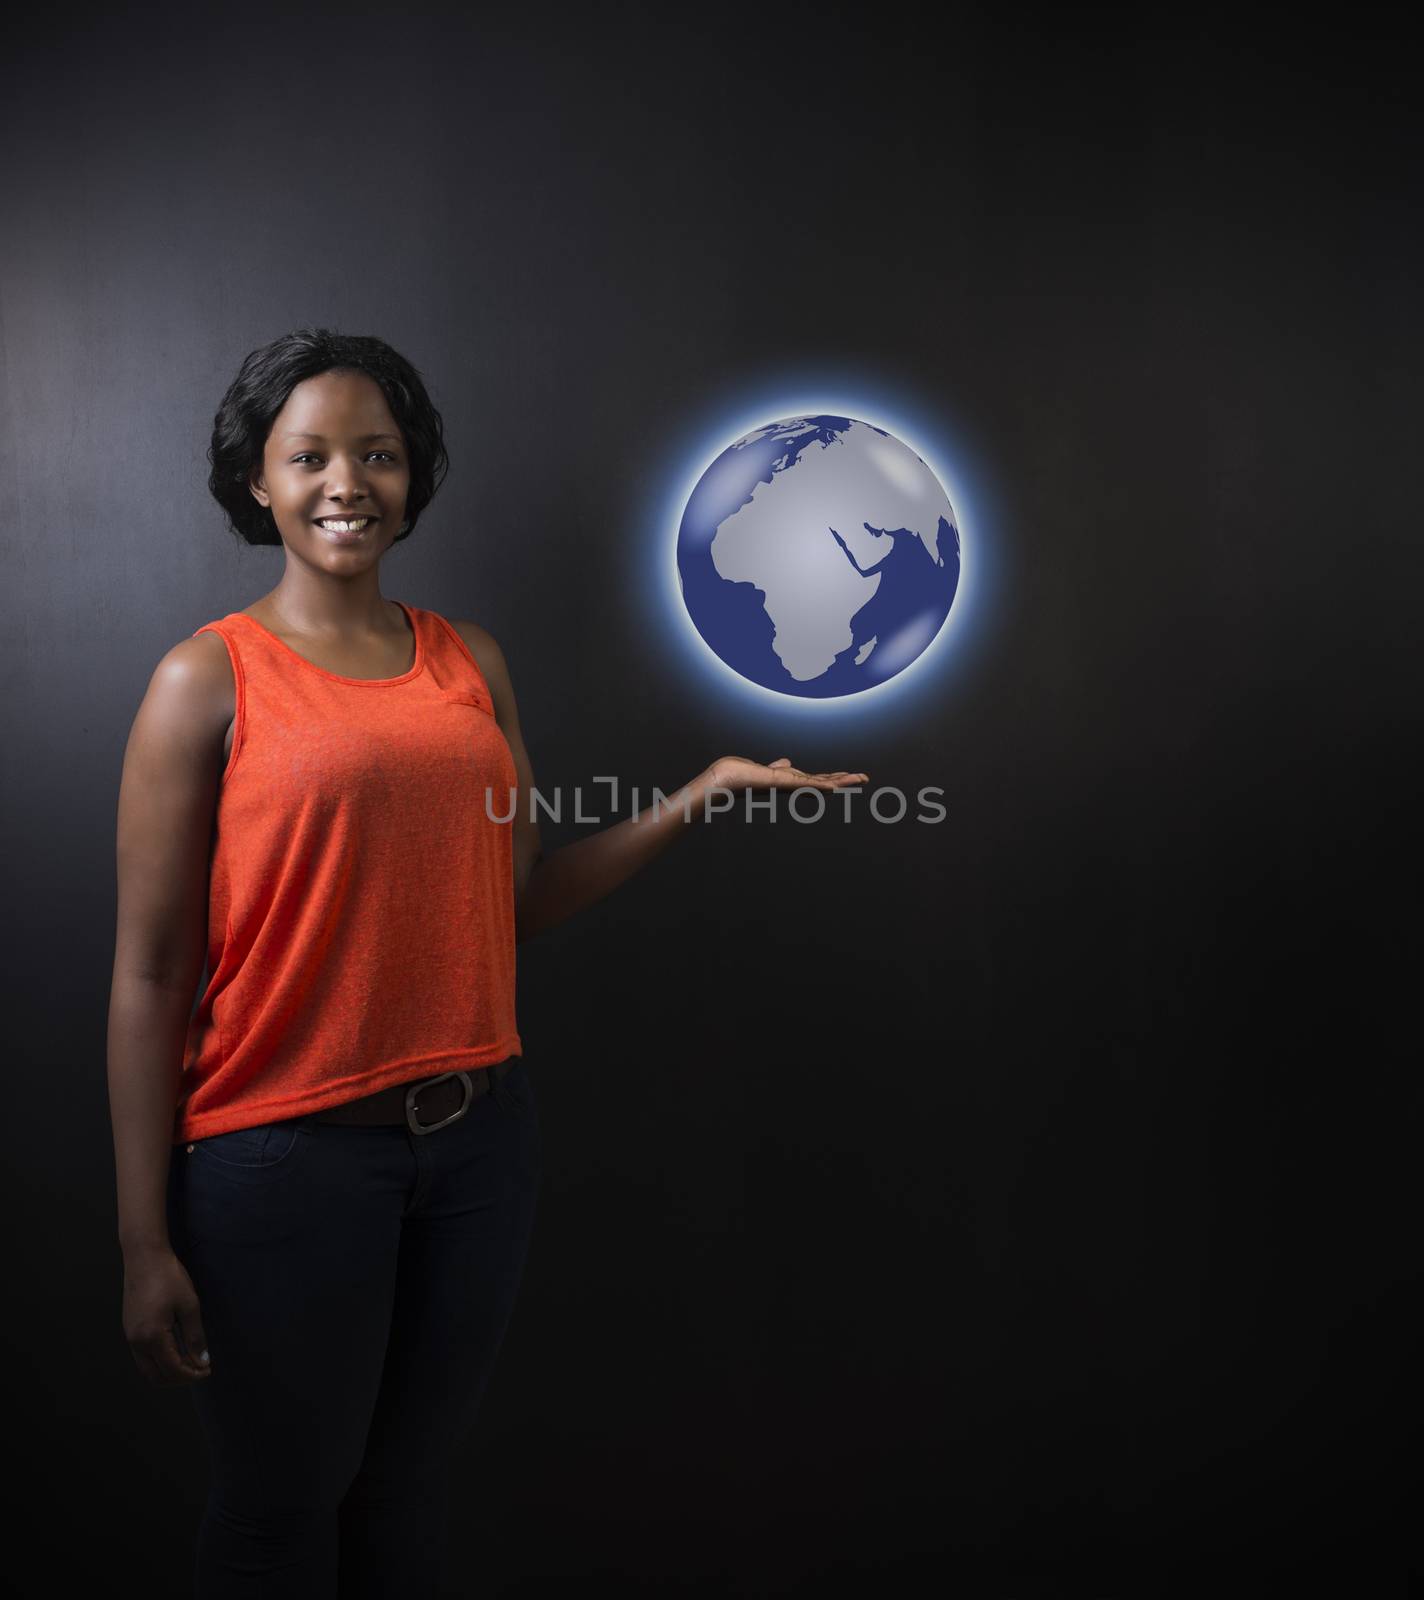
[323,456,373,504]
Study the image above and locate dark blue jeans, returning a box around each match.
[165,1058,542,1598]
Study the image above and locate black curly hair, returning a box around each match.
[207,328,449,547]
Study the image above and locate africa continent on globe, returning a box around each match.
[677,415,961,698]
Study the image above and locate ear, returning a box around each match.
[248,467,269,507]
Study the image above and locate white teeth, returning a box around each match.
[317,518,370,532]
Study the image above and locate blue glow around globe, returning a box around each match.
[676,415,960,698]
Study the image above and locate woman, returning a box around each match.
[108,327,867,1598]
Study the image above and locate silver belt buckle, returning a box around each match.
[405,1070,473,1136]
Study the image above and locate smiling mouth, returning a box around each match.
[314,516,377,533]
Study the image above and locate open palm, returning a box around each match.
[710,755,869,794]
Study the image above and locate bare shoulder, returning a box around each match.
[114,632,237,988]
[143,630,234,727]
[446,617,510,683]
[446,616,496,654]
[162,627,233,674]
[121,630,234,796]
[445,618,529,737]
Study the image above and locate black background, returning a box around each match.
[3,7,1417,1595]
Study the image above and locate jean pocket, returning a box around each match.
[192,1119,305,1176]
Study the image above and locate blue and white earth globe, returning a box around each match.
[676,415,961,698]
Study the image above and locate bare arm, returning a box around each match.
[512,765,723,943]
[454,620,726,941]
[512,756,868,942]
[108,630,231,1386]
[450,622,865,944]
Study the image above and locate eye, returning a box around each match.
[290,451,399,465]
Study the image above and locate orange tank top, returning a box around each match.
[173,600,522,1143]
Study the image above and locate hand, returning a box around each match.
[708,755,869,796]
[122,1243,212,1388]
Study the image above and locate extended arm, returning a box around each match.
[454,620,722,943]
[513,766,721,942]
[453,622,864,945]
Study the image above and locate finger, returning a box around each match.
[137,1332,196,1387]
[176,1309,211,1375]
[159,1325,209,1382]
[769,757,791,767]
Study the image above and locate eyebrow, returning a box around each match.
[281,431,403,444]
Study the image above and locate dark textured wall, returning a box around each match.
[3,7,1415,1595]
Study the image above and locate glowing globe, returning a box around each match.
[676,415,961,698]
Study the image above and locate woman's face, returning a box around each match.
[248,369,412,564]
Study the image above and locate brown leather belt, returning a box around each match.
[310,1059,515,1134]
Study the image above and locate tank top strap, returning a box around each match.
[416,605,498,715]
[190,617,248,696]
[192,615,239,650]
[191,612,274,687]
